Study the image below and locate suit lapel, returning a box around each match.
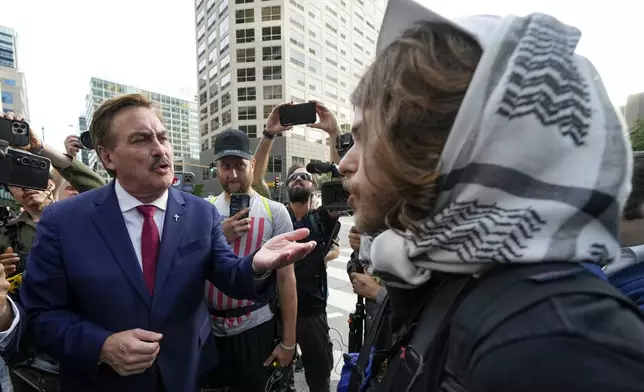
[91,183,151,309]
[152,188,186,308]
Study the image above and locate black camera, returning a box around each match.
[335,132,354,157]
[306,132,355,213]
[79,131,93,150]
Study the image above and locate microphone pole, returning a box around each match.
[348,262,365,353]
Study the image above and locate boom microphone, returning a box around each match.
[306,161,342,178]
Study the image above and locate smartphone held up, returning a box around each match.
[0,117,51,191]
[278,102,317,127]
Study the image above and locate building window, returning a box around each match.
[292,156,306,166]
[264,104,275,119]
[262,26,281,41]
[261,6,281,21]
[219,35,230,54]
[210,99,219,114]
[236,48,255,63]
[236,28,255,43]
[238,87,257,101]
[220,16,229,36]
[222,92,231,108]
[209,83,218,99]
[219,0,229,16]
[289,49,305,68]
[263,85,283,100]
[235,9,254,23]
[262,66,282,81]
[211,117,220,130]
[1,92,13,105]
[262,46,282,61]
[290,29,305,49]
[235,0,253,3]
[267,156,283,173]
[237,68,256,82]
[1,79,16,86]
[222,110,232,126]
[220,54,231,72]
[290,67,305,87]
[239,125,258,138]
[289,0,304,11]
[238,106,257,120]
[220,73,231,90]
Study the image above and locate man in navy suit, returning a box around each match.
[20,94,315,392]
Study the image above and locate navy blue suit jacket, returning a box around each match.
[20,183,275,392]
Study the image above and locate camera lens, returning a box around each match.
[79,131,94,150]
[11,122,24,135]
[38,161,47,170]
[19,157,30,166]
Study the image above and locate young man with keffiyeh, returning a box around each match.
[337,0,644,391]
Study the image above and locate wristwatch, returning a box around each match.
[262,130,275,140]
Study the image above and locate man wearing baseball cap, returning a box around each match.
[202,129,297,391]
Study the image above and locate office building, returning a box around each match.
[194,0,385,197]
[624,92,644,130]
[84,77,201,182]
[0,26,17,69]
[0,25,29,117]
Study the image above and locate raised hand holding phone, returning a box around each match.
[222,208,252,244]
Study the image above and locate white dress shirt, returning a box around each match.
[114,180,168,269]
[0,296,20,348]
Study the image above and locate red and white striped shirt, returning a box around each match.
[206,193,291,336]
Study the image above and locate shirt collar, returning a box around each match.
[114,180,168,213]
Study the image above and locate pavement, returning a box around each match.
[294,216,356,392]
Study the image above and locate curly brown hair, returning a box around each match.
[350,22,482,233]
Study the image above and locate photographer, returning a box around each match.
[0,111,105,392]
[252,100,341,199]
[253,103,341,392]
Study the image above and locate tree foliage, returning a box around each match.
[191,183,205,197]
[631,119,644,151]
[316,173,332,184]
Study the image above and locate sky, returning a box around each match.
[0,0,641,152]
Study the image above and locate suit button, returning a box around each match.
[150,367,157,373]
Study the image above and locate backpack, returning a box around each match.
[346,262,643,392]
[607,246,644,310]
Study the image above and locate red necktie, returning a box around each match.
[137,205,160,295]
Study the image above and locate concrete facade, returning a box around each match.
[193,0,385,195]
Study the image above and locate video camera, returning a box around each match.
[0,118,52,191]
[306,133,354,213]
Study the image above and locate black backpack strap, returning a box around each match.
[452,263,644,382]
[347,294,390,392]
[207,302,267,318]
[374,276,474,392]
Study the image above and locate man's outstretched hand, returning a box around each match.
[252,228,316,274]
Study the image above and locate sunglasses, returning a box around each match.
[288,172,313,183]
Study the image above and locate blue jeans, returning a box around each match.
[0,356,12,392]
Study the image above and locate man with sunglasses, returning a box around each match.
[283,164,340,392]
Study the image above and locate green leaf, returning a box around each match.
[631,119,644,151]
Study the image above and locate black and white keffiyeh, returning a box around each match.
[368,1,632,288]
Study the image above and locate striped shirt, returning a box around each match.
[206,192,293,336]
